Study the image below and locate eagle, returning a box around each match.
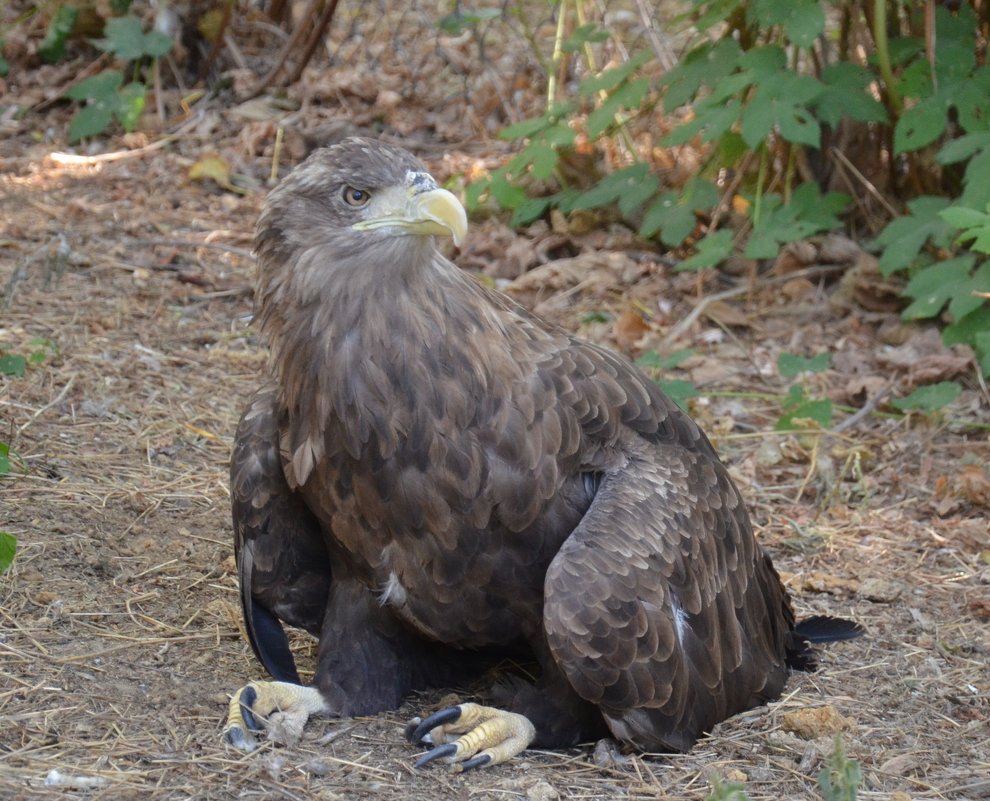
[223,137,862,769]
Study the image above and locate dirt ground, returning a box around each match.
[2,3,989,800]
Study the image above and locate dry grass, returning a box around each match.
[2,2,989,799]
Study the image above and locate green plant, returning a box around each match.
[818,735,862,801]
[636,348,700,409]
[0,530,14,576]
[775,351,832,430]
[0,442,15,576]
[705,776,750,801]
[469,1,990,381]
[62,12,173,142]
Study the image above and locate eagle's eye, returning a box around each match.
[342,186,370,207]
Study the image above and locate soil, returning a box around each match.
[1,3,988,800]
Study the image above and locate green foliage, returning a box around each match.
[891,381,962,414]
[705,776,750,801]
[778,351,830,378]
[776,383,832,430]
[0,530,15,576]
[39,4,79,63]
[636,349,700,410]
[745,186,849,260]
[818,735,862,801]
[66,70,146,142]
[0,440,11,476]
[93,14,173,60]
[436,7,501,35]
[44,10,175,142]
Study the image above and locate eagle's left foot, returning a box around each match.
[223,681,327,752]
[406,702,536,772]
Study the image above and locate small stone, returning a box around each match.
[859,577,903,603]
[526,779,559,801]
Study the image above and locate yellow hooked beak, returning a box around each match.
[352,173,467,247]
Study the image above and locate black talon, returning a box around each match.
[403,716,423,743]
[239,686,262,732]
[459,754,492,772]
[410,706,463,743]
[415,742,458,768]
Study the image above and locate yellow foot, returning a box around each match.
[223,681,327,752]
[405,702,536,772]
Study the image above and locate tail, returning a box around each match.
[786,615,865,671]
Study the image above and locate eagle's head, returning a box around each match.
[256,137,467,267]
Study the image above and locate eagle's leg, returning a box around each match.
[406,703,536,772]
[224,681,328,752]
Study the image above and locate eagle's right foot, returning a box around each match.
[406,702,536,772]
[223,681,327,752]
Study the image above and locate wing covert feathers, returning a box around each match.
[543,437,795,752]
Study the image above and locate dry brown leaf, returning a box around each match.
[800,572,860,594]
[613,309,650,349]
[781,706,855,739]
[702,300,751,328]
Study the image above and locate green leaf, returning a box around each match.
[944,305,990,347]
[940,206,990,230]
[776,384,833,430]
[636,348,694,370]
[579,50,652,96]
[65,70,123,101]
[436,8,501,34]
[618,172,660,217]
[68,103,115,142]
[641,193,698,246]
[778,352,831,377]
[901,256,977,319]
[938,132,990,165]
[894,100,949,154]
[0,530,15,575]
[0,354,26,377]
[740,72,823,148]
[115,82,146,131]
[658,379,700,411]
[660,40,741,110]
[527,142,558,180]
[0,441,10,475]
[750,0,824,48]
[874,196,953,275]
[143,30,174,59]
[562,23,609,52]
[511,197,551,227]
[815,64,889,128]
[39,4,79,63]
[661,99,742,146]
[586,78,649,139]
[678,229,734,271]
[488,173,527,209]
[94,15,146,59]
[571,164,651,211]
[93,15,171,60]
[500,115,553,141]
[891,381,962,412]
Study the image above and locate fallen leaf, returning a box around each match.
[613,309,650,349]
[781,706,854,739]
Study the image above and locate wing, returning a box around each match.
[542,432,795,753]
[231,386,333,683]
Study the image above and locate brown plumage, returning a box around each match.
[226,137,861,762]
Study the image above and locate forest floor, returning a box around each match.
[1,2,988,800]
